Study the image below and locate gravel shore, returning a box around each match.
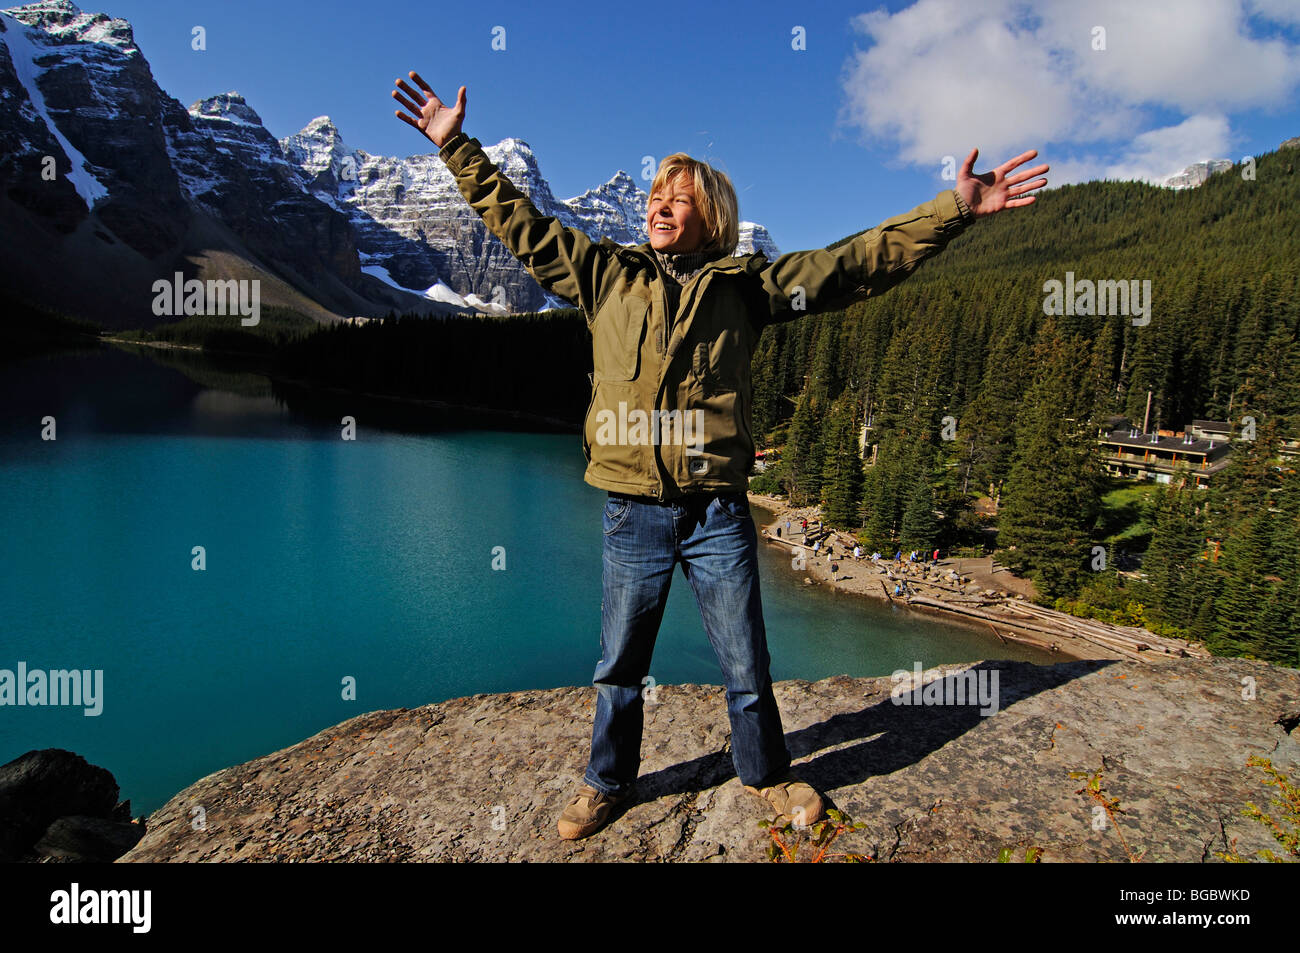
[746,492,1126,662]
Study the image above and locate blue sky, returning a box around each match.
[85,0,1300,252]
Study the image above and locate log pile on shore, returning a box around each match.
[751,495,1209,664]
[906,595,1209,662]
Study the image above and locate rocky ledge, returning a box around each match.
[118,657,1299,862]
[1,749,144,862]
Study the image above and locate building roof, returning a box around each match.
[1100,429,1227,455]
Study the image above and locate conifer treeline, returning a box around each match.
[752,145,1299,664]
[275,310,594,424]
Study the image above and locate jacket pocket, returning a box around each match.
[693,341,720,395]
[593,294,648,381]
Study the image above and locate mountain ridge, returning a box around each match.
[0,0,780,326]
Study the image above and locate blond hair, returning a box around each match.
[649,153,739,255]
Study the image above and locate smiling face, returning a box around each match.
[647,173,706,253]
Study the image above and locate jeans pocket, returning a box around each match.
[714,491,750,522]
[603,495,632,535]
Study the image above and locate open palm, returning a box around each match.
[955,148,1049,217]
[392,71,465,148]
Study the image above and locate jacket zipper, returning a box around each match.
[582,370,598,462]
[658,274,710,501]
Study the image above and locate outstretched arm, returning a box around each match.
[392,71,612,318]
[748,148,1048,328]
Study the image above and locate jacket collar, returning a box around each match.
[600,237,767,277]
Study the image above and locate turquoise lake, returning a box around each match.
[0,344,1054,814]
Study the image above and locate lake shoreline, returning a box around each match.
[101,335,581,433]
[746,492,1165,664]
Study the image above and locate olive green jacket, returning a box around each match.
[437,131,975,501]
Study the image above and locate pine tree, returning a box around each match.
[900,446,941,550]
[784,390,826,506]
[861,432,912,549]
[959,319,1032,496]
[1142,477,1204,629]
[996,320,1103,600]
[1253,470,1300,665]
[821,395,865,527]
[1209,515,1273,658]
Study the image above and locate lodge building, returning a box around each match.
[1097,417,1233,488]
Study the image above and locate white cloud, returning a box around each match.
[1049,0,1300,111]
[838,0,1080,164]
[1103,113,1234,184]
[839,0,1300,183]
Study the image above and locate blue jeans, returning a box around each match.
[583,490,791,796]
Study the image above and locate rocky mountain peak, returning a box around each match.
[303,114,342,138]
[608,169,638,190]
[1160,158,1234,190]
[482,137,550,196]
[279,114,356,178]
[2,0,137,52]
[190,91,264,127]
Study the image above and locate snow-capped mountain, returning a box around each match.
[1159,158,1234,190]
[279,120,782,313]
[0,1,436,328]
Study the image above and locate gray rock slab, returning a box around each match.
[118,658,1300,863]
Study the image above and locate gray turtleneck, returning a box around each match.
[653,247,721,324]
[654,247,714,285]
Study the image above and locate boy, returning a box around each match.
[393,72,1047,840]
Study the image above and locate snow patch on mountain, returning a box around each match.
[363,262,487,312]
[462,292,508,316]
[3,1,136,47]
[0,8,109,207]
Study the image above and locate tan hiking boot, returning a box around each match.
[743,772,825,827]
[557,783,630,840]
